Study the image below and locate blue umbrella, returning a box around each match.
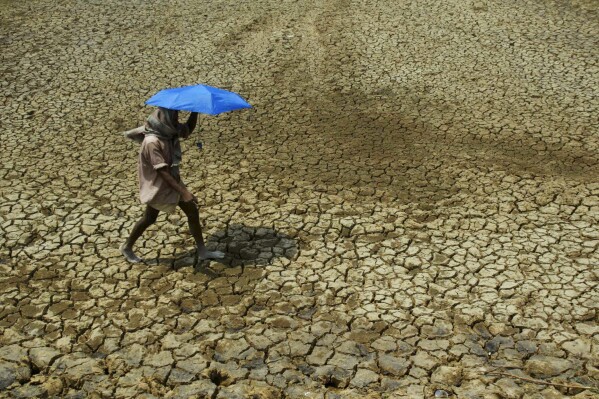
[146,84,252,115]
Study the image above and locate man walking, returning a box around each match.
[121,107,224,263]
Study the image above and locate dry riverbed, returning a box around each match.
[1,0,598,398]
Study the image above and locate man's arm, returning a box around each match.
[180,112,198,138]
[157,168,196,203]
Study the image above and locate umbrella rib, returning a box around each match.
[209,89,216,115]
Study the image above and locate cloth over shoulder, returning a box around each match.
[123,125,146,143]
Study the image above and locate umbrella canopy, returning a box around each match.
[146,84,252,115]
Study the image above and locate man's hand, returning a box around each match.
[181,190,196,203]
[157,169,197,203]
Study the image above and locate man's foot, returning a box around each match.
[120,244,142,263]
[197,248,225,260]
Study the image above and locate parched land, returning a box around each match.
[1,0,598,398]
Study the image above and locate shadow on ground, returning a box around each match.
[149,224,298,273]
[206,223,299,267]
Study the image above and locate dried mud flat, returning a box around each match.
[1,0,598,398]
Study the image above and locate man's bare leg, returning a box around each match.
[178,200,225,260]
[121,205,160,263]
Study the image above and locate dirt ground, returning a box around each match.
[1,0,598,398]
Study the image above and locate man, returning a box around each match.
[121,107,224,263]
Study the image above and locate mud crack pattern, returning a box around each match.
[1,0,598,398]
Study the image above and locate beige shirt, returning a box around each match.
[138,135,183,207]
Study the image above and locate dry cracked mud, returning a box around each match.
[1,0,598,398]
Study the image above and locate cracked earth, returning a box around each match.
[1,0,598,398]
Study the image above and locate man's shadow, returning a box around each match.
[151,224,298,276]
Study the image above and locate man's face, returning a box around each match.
[168,109,179,123]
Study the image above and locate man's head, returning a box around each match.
[158,107,179,125]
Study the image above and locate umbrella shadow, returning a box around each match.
[204,223,299,268]
[147,224,298,275]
